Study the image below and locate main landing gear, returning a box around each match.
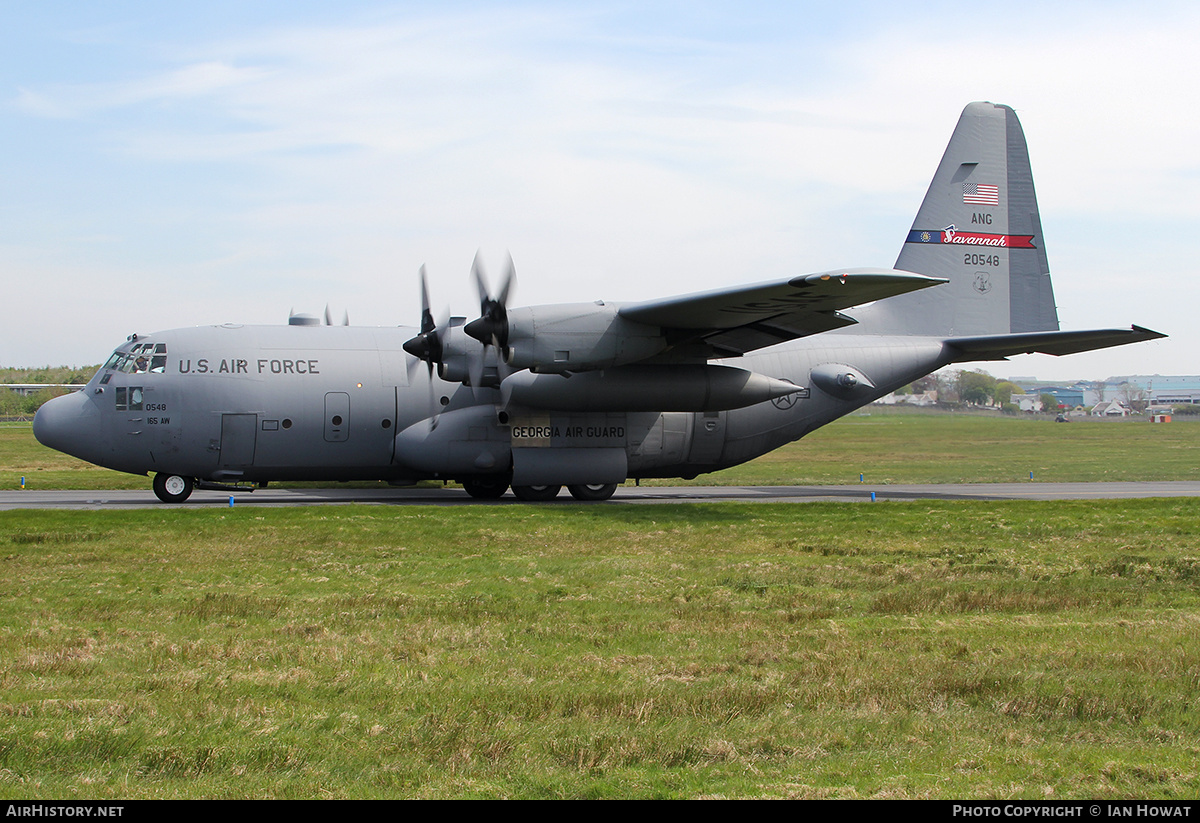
[153,473,194,503]
[512,484,562,501]
[461,477,510,499]
[462,478,619,501]
[565,483,617,501]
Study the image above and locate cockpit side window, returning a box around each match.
[129,342,151,374]
[150,343,167,373]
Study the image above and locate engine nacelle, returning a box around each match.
[434,321,506,386]
[503,303,667,373]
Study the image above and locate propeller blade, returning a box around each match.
[419,265,434,333]
[467,349,484,399]
[402,265,445,367]
[497,252,516,307]
[471,251,489,310]
[465,252,514,350]
[324,304,333,326]
[399,265,452,429]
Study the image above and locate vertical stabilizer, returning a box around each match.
[861,102,1058,336]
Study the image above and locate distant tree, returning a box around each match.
[1119,382,1148,413]
[935,370,962,406]
[0,390,19,418]
[994,381,1021,406]
[957,370,997,406]
[911,375,938,394]
[1040,393,1059,412]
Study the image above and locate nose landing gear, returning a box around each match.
[153,473,194,503]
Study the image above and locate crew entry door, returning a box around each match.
[219,413,257,467]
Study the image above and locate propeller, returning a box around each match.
[464,251,515,354]
[402,266,449,429]
[402,266,445,368]
[401,255,515,418]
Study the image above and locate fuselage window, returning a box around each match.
[115,386,144,411]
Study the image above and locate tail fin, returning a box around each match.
[863,102,1058,336]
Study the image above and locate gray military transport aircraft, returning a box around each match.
[34,102,1164,503]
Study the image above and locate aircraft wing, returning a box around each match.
[944,326,1167,362]
[618,268,946,357]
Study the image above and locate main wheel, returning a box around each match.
[153,473,194,503]
[566,483,617,502]
[512,484,562,501]
[462,477,510,499]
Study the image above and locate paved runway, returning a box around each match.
[3,482,1200,510]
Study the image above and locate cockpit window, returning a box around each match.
[150,343,166,373]
[102,342,167,376]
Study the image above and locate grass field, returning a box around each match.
[4,409,1199,491]
[1,500,1198,799]
[2,410,1198,798]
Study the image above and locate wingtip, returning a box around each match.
[1131,324,1168,340]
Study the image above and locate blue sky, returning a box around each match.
[3,1,1198,381]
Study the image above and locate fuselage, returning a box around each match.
[33,322,953,487]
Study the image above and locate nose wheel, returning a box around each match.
[153,473,194,503]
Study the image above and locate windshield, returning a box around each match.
[98,341,167,378]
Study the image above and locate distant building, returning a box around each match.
[1091,400,1131,417]
[1104,375,1200,407]
[1034,387,1085,410]
[874,390,938,407]
[1009,393,1043,412]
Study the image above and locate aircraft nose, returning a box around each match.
[33,390,102,461]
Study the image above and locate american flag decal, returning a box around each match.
[963,183,999,206]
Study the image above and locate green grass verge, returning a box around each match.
[2,500,1198,798]
[4,409,1199,491]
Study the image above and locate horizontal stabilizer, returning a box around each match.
[945,325,1166,362]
